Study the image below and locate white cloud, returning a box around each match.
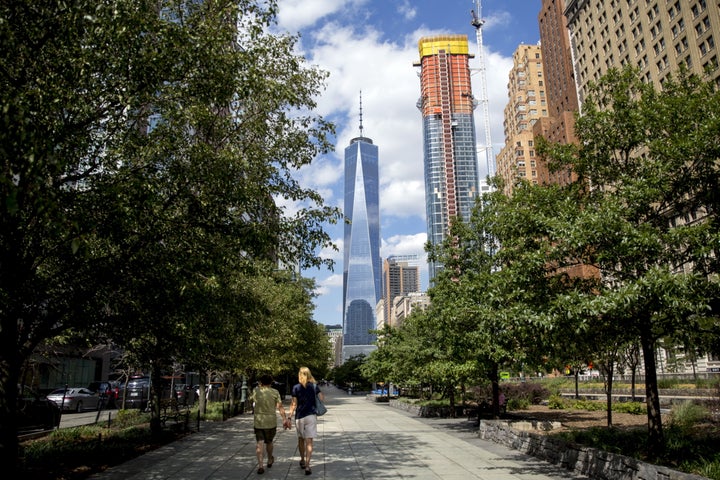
[397,0,416,21]
[380,179,425,219]
[381,232,426,259]
[276,0,368,33]
[314,272,343,296]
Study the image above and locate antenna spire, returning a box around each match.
[359,90,364,138]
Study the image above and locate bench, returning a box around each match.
[159,399,190,429]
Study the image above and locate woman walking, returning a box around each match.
[288,367,324,475]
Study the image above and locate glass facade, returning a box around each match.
[417,35,480,279]
[343,137,381,347]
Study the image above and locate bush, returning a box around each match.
[202,402,227,421]
[507,397,529,410]
[115,409,151,428]
[571,399,607,411]
[468,381,550,406]
[20,423,183,478]
[670,401,709,432]
[613,401,645,415]
[548,394,567,409]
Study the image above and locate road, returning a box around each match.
[59,408,120,429]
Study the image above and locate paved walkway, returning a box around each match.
[90,386,588,480]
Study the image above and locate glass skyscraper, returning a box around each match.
[343,133,381,357]
[415,35,480,279]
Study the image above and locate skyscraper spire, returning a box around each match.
[359,90,364,138]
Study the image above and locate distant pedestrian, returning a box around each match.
[250,374,289,475]
[288,366,324,475]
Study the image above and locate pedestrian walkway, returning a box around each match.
[90,386,588,480]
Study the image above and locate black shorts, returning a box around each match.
[254,427,277,444]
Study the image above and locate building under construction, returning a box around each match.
[415,34,480,280]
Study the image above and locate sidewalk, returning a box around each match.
[90,386,588,480]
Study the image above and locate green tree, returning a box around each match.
[426,180,584,417]
[540,66,720,455]
[1,0,339,467]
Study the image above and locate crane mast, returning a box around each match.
[470,0,495,178]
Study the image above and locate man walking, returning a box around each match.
[250,374,288,474]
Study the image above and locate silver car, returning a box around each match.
[47,387,101,412]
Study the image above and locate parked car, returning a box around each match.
[47,387,101,412]
[88,381,120,408]
[173,383,196,406]
[122,376,150,410]
[18,385,61,431]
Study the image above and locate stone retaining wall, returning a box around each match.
[479,420,708,480]
[387,399,451,417]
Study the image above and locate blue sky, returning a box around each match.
[273,0,542,326]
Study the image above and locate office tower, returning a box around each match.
[496,44,550,195]
[382,255,420,327]
[564,1,720,101]
[536,0,579,187]
[415,35,480,279]
[342,99,381,360]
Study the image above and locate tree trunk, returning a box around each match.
[198,369,207,414]
[0,328,21,476]
[448,384,456,418]
[490,363,500,419]
[602,359,614,427]
[150,363,162,437]
[574,369,579,399]
[640,328,664,456]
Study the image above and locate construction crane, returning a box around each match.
[470,0,495,178]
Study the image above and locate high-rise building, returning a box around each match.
[342,104,381,360]
[382,255,420,327]
[564,0,720,102]
[496,44,550,195]
[535,0,579,187]
[415,35,480,279]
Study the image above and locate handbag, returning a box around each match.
[315,384,327,416]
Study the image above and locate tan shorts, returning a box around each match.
[295,415,317,439]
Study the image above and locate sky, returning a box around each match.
[272,0,542,326]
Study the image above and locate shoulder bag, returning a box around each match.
[315,384,327,416]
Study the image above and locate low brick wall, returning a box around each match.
[479,420,708,480]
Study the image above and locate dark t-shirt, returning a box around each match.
[291,382,320,420]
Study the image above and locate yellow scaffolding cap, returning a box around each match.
[418,35,471,57]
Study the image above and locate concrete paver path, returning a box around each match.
[90,386,588,480]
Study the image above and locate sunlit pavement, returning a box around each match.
[90,386,588,480]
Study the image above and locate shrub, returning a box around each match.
[670,401,709,432]
[114,409,151,428]
[202,402,227,421]
[658,378,681,389]
[507,397,529,410]
[572,399,605,411]
[548,394,567,409]
[505,382,550,405]
[468,381,550,406]
[613,401,645,415]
